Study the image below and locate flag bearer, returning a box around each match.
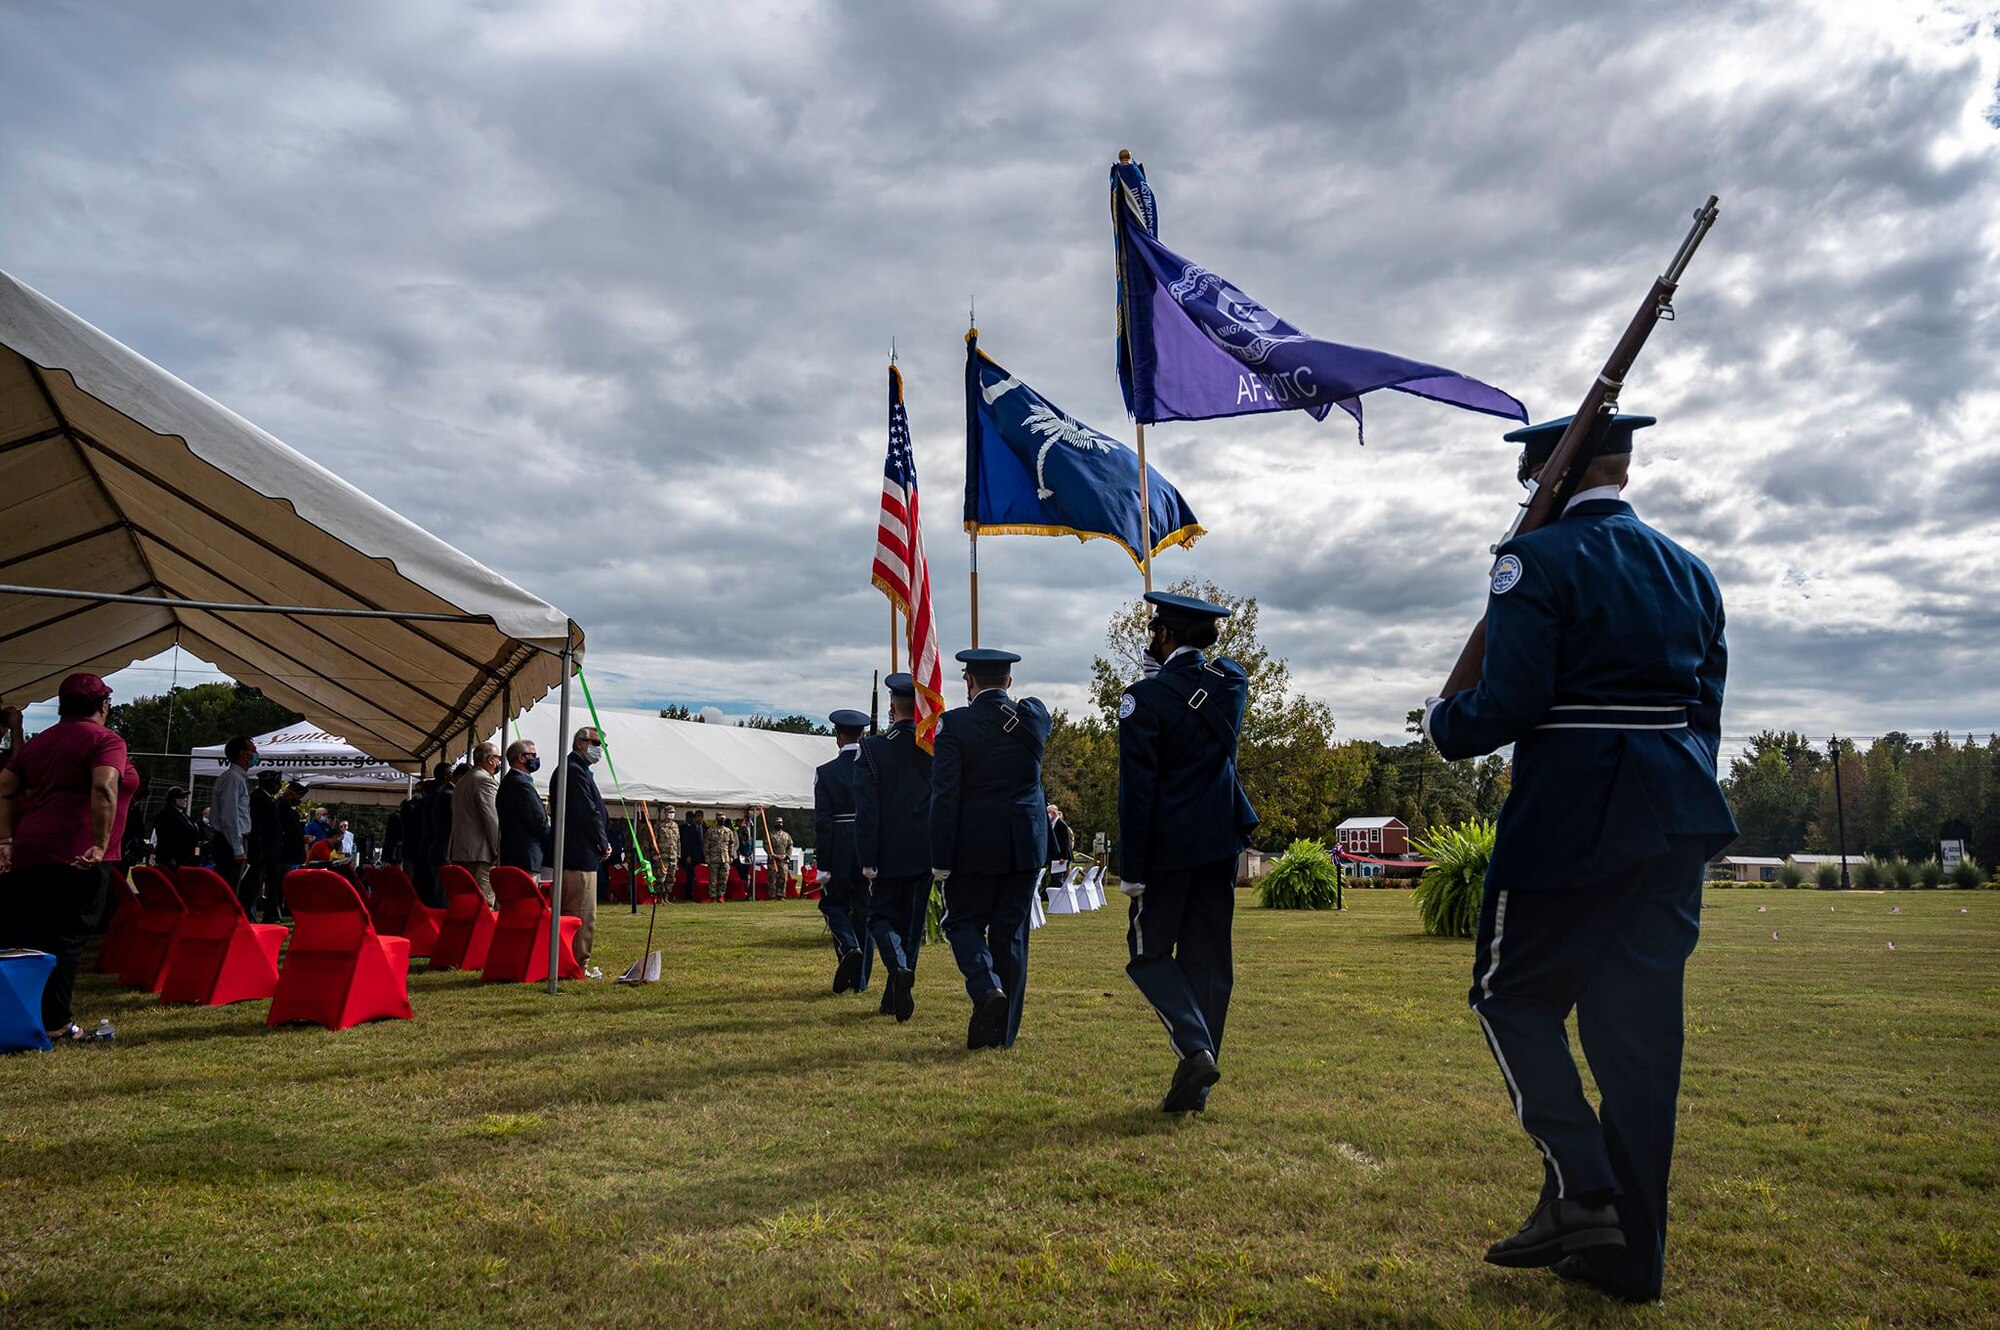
[855,673,934,1022]
[929,649,1049,1050]
[1115,591,1259,1115]
[1422,414,1737,1304]
[814,709,874,995]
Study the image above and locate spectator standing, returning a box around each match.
[337,820,355,858]
[270,783,310,921]
[0,674,136,1042]
[550,727,610,971]
[303,806,331,846]
[497,739,551,876]
[153,785,203,869]
[450,742,504,903]
[680,811,705,898]
[1047,803,1074,881]
[243,769,282,917]
[209,735,256,897]
[419,763,457,908]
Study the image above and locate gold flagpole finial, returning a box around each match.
[1117,148,1132,163]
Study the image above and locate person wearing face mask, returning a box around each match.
[929,648,1051,1051]
[450,741,505,904]
[1116,592,1259,1115]
[551,726,611,973]
[497,739,551,878]
[813,710,874,994]
[152,785,204,870]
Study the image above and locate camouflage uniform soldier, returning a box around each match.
[705,816,735,901]
[767,816,795,898]
[650,806,680,898]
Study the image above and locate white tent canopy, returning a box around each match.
[189,720,414,799]
[497,702,830,812]
[0,268,581,762]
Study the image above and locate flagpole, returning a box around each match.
[1135,422,1155,591]
[890,602,900,674]
[969,533,980,648]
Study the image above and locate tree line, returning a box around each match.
[1723,730,2000,863]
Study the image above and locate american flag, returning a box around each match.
[871,364,946,752]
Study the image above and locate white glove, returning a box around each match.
[1120,880,1146,899]
[862,867,878,880]
[1421,695,1444,744]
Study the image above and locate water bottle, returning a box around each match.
[94,1018,115,1042]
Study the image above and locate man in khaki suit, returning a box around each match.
[449,741,504,904]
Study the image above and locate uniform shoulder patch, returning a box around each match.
[1490,553,1524,596]
[1117,693,1137,720]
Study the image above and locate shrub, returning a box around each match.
[1917,858,1944,890]
[1890,858,1915,890]
[1411,820,1496,939]
[1776,863,1805,889]
[1854,858,1886,890]
[1949,857,1983,890]
[1814,863,1842,890]
[1258,838,1342,911]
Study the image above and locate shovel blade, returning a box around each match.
[614,951,663,985]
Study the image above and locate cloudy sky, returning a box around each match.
[4,0,1998,750]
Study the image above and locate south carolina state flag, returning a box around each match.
[964,331,1202,569]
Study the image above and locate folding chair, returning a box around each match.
[95,870,140,974]
[363,864,445,958]
[430,864,499,972]
[481,866,584,984]
[159,867,287,1005]
[267,869,413,1029]
[119,865,188,992]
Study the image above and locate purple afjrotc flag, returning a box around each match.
[1111,159,1527,435]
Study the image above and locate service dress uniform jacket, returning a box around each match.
[855,719,934,975]
[1427,495,1738,1303]
[1116,650,1259,1066]
[813,748,873,985]
[930,690,1050,1047]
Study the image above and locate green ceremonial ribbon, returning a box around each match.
[576,669,655,889]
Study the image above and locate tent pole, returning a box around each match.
[547,645,575,996]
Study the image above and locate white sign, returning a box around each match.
[1941,840,1966,869]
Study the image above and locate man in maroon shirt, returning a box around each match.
[0,673,135,1042]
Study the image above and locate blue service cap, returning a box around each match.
[828,708,871,729]
[1144,591,1232,621]
[883,672,916,696]
[955,648,1021,668]
[1504,412,1655,466]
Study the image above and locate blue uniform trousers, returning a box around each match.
[941,870,1035,1047]
[1125,856,1235,1060]
[1468,837,1706,1301]
[867,872,930,975]
[818,876,875,991]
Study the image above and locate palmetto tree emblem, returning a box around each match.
[1021,401,1113,499]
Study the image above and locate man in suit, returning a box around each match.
[1424,413,1737,1304]
[497,739,550,876]
[242,768,282,918]
[680,811,706,900]
[1116,591,1260,1114]
[930,648,1050,1051]
[550,726,611,972]
[856,672,934,1023]
[814,709,873,994]
[420,762,457,908]
[450,741,504,904]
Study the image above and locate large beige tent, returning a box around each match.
[0,268,580,762]
[498,702,828,812]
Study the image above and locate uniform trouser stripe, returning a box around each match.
[1473,888,1567,1197]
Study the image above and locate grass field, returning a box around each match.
[1,887,1995,1329]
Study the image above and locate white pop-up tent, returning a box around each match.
[496,702,829,812]
[0,268,581,763]
[189,720,414,801]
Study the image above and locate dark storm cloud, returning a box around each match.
[3,0,1997,746]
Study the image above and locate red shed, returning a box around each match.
[1335,816,1409,858]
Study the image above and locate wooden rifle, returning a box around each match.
[1439,195,1721,698]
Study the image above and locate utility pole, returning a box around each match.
[1829,734,1851,890]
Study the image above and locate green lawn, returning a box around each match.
[2,888,1995,1329]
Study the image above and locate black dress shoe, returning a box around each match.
[833,948,863,994]
[1161,1050,1221,1113]
[968,987,1008,1049]
[1484,1197,1625,1268]
[892,968,916,1022]
[1553,1253,1658,1304]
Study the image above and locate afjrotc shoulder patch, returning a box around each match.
[1118,693,1137,720]
[1491,553,1524,596]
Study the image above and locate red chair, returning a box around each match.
[96,871,140,973]
[802,866,823,901]
[160,867,288,1005]
[691,863,712,902]
[363,864,445,958]
[606,864,633,904]
[753,866,771,901]
[119,866,188,991]
[482,867,583,984]
[430,864,498,972]
[726,865,749,901]
[267,869,413,1029]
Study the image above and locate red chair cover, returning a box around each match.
[430,864,498,972]
[482,866,583,983]
[364,864,444,957]
[96,872,140,973]
[726,865,749,901]
[161,867,287,1005]
[691,863,712,902]
[119,865,188,991]
[802,866,823,901]
[753,866,771,900]
[606,864,633,904]
[267,869,413,1029]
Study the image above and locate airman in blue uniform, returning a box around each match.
[1425,413,1737,1304]
[813,708,875,996]
[855,672,934,1023]
[930,648,1050,1050]
[1116,591,1260,1114]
